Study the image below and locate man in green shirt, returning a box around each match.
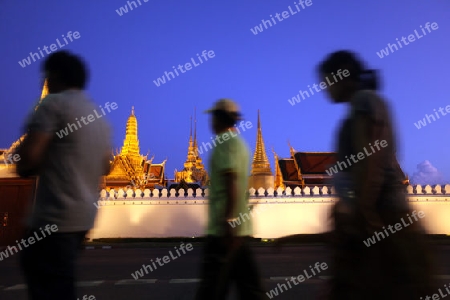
[195,99,265,300]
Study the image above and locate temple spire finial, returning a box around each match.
[190,115,193,139]
[257,109,261,130]
[288,140,296,158]
[250,110,272,175]
[131,106,135,116]
[194,107,197,146]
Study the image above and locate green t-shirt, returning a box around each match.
[206,130,252,236]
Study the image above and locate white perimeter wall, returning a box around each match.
[87,185,450,239]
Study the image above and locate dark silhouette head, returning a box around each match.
[317,50,380,103]
[42,50,89,93]
[205,99,242,134]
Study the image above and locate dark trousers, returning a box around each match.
[19,229,87,300]
[195,235,266,300]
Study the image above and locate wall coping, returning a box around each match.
[98,184,450,200]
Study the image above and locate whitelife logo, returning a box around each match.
[131,242,193,279]
[55,101,118,139]
[195,120,253,155]
[376,22,439,59]
[0,224,58,261]
[413,104,450,129]
[18,31,81,68]
[288,69,350,106]
[115,0,149,16]
[325,140,388,176]
[228,204,270,228]
[363,211,425,247]
[152,50,215,87]
[250,0,313,35]
[266,262,328,298]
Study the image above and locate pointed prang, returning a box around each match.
[120,106,140,156]
[257,109,261,130]
[194,107,198,151]
[250,110,272,175]
[190,115,193,139]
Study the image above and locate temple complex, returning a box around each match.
[0,81,409,189]
[103,107,166,190]
[248,110,274,189]
[173,113,209,189]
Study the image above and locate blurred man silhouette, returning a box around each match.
[16,50,112,300]
[316,50,435,299]
[195,99,265,300]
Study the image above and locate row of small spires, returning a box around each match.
[99,184,450,199]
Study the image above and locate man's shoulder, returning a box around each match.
[221,134,249,151]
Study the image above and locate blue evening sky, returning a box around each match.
[1,0,449,183]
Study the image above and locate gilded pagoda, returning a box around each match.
[103,107,166,190]
[173,113,209,188]
[248,110,274,189]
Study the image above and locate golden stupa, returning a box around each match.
[248,110,274,189]
[174,112,209,187]
[103,107,166,190]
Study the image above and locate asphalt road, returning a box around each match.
[1,241,449,300]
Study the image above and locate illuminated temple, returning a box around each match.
[248,110,274,189]
[103,107,166,190]
[172,114,209,189]
[248,110,337,190]
[0,81,409,187]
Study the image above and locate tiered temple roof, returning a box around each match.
[104,107,166,190]
[173,111,209,188]
[274,143,337,189]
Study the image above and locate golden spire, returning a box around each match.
[40,79,49,99]
[33,78,49,111]
[288,140,296,158]
[250,110,272,175]
[193,107,197,151]
[193,107,203,165]
[287,141,304,186]
[175,112,208,185]
[6,79,50,156]
[272,148,285,190]
[120,106,140,156]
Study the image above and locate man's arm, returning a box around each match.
[352,113,385,234]
[16,131,53,177]
[223,170,238,221]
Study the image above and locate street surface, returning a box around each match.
[1,241,449,299]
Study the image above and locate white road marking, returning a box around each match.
[3,284,26,290]
[76,281,104,287]
[169,279,201,283]
[4,275,450,290]
[115,279,157,285]
[269,276,291,280]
